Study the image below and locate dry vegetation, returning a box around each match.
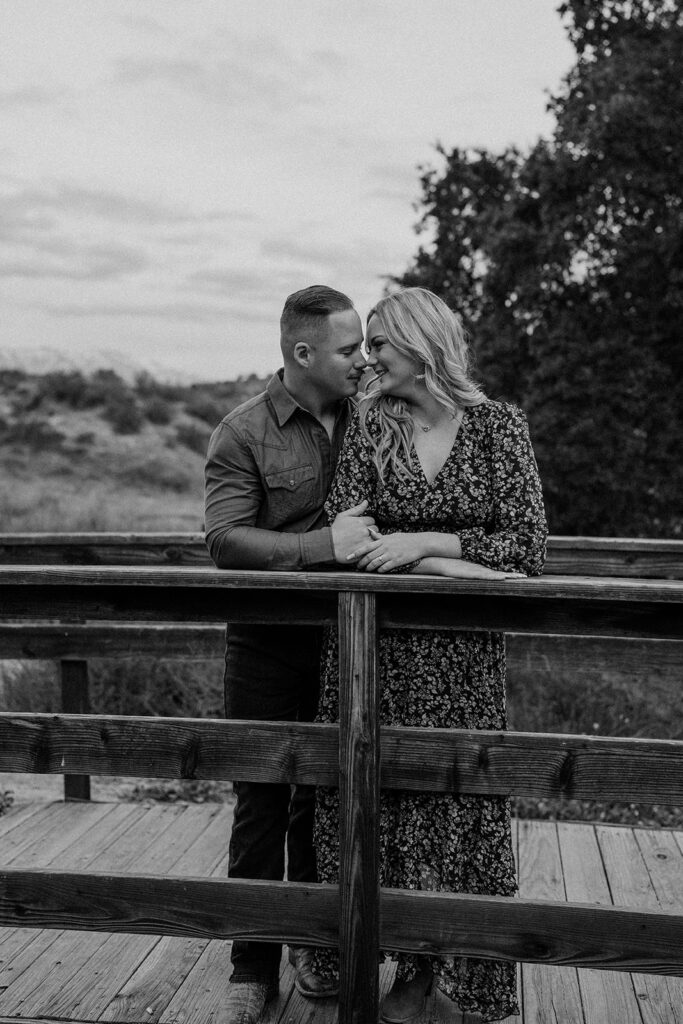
[0,368,265,531]
[0,368,680,825]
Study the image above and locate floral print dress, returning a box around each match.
[312,400,547,1023]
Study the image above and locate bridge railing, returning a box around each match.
[0,545,682,1023]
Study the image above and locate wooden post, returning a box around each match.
[338,590,379,1024]
[60,659,91,801]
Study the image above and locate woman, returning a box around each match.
[309,288,547,1022]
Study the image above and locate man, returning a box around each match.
[204,285,372,1024]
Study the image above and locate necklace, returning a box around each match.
[412,410,459,433]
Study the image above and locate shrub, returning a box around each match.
[143,396,173,426]
[184,390,225,427]
[103,393,143,434]
[0,417,64,449]
[38,371,89,408]
[176,421,211,454]
[89,658,224,719]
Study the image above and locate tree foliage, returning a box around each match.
[397,0,682,536]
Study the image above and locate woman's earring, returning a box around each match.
[414,370,426,381]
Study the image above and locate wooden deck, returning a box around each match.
[0,800,681,1024]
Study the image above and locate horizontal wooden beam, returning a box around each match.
[1,570,680,640]
[2,714,682,802]
[1,565,681,600]
[1,533,682,578]
[0,870,681,975]
[0,626,680,695]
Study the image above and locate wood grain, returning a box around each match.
[1,564,682,599]
[338,590,379,1024]
[1,871,682,975]
[517,819,585,1021]
[3,713,683,802]
[59,659,90,801]
[598,826,683,1022]
[1,570,681,642]
[558,822,642,1022]
[2,533,681,578]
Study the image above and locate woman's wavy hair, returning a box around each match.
[360,287,485,483]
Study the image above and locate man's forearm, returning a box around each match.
[206,523,335,571]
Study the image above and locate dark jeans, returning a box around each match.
[225,624,324,984]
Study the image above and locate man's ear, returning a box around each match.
[293,341,311,367]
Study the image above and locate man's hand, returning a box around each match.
[331,501,378,563]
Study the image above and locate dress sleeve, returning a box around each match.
[325,408,378,521]
[459,404,548,576]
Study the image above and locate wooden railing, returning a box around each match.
[0,539,683,1023]
[2,533,682,800]
[1,531,682,576]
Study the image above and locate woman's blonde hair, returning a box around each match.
[360,287,485,483]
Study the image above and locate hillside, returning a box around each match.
[0,369,267,532]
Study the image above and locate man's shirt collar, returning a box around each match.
[267,370,300,427]
[267,368,354,428]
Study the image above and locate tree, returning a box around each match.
[397,0,683,536]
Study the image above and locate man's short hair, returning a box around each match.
[280,285,354,347]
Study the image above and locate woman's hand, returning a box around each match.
[415,556,526,580]
[348,532,423,573]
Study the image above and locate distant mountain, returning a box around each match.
[0,346,197,385]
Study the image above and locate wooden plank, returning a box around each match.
[0,805,194,1017]
[1,564,681,601]
[0,806,148,1015]
[380,590,683,640]
[60,658,91,801]
[0,622,225,659]
[4,714,683,803]
[0,929,112,1016]
[1,570,681,643]
[0,806,187,1016]
[1,627,681,706]
[0,533,211,567]
[0,929,63,992]
[558,822,642,1023]
[0,803,152,1014]
[15,802,112,869]
[56,803,152,873]
[598,826,683,1023]
[1,871,683,974]
[506,634,683,690]
[377,727,683,803]
[0,804,144,999]
[28,806,218,1021]
[0,802,72,863]
[633,829,683,1022]
[0,802,46,838]
[100,935,209,1023]
[0,581,338,627]
[158,939,232,1024]
[517,819,584,1023]
[338,590,379,1024]
[1,533,681,578]
[100,805,233,1023]
[545,537,683,580]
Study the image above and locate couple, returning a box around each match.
[204,284,547,1023]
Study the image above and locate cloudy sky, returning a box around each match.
[1,1,574,381]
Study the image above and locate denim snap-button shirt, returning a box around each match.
[204,369,353,570]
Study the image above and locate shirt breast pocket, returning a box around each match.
[264,463,317,520]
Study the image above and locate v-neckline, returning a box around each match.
[412,407,467,487]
